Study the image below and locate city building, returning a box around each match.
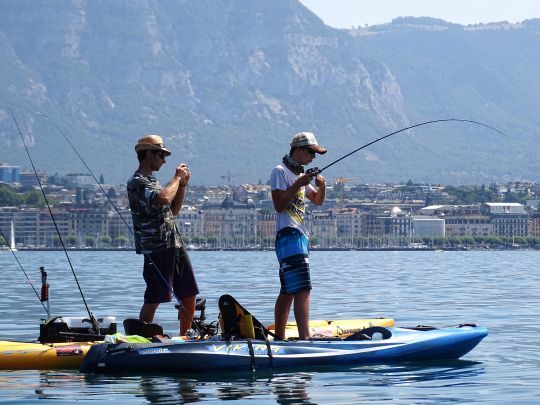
[309,210,338,247]
[201,195,259,248]
[412,217,445,237]
[177,206,203,242]
[481,203,529,237]
[19,171,48,187]
[0,164,20,183]
[529,212,540,237]
[0,207,70,248]
[331,207,363,246]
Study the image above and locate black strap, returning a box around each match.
[344,326,392,341]
[247,339,255,372]
[264,336,273,367]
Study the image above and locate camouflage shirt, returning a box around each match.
[127,171,182,254]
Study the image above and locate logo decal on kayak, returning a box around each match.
[211,344,280,354]
[137,348,170,355]
[55,346,84,357]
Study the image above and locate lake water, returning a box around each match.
[0,250,538,404]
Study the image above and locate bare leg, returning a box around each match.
[274,293,294,339]
[293,289,311,340]
[179,295,196,336]
[139,303,159,323]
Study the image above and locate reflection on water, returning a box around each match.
[349,361,486,387]
[0,251,538,403]
[8,361,484,404]
[139,377,207,403]
[268,373,314,405]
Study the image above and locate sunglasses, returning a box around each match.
[302,147,316,156]
[153,151,166,159]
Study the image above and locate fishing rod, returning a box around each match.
[311,118,508,174]
[0,226,47,311]
[9,108,101,335]
[33,110,199,334]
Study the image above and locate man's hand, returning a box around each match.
[294,173,314,187]
[315,174,326,188]
[176,163,190,186]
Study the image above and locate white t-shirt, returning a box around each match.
[270,163,316,236]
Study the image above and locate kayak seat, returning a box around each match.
[218,294,278,341]
[195,298,206,311]
[123,318,164,338]
[344,326,392,341]
[175,297,207,320]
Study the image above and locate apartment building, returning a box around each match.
[308,210,337,246]
[412,217,445,237]
[201,195,259,247]
[529,212,540,237]
[177,206,203,242]
[421,203,529,237]
[0,207,70,247]
[481,203,529,237]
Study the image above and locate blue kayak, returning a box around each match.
[80,325,487,374]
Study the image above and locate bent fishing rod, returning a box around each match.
[309,118,508,175]
[10,108,101,334]
[33,110,198,333]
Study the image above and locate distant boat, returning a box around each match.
[10,220,16,252]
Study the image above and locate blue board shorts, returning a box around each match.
[143,245,199,304]
[275,227,311,295]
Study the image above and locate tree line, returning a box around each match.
[0,185,58,207]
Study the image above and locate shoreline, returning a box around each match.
[7,246,531,252]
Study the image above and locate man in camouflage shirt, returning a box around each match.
[127,135,199,336]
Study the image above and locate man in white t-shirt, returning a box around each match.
[269,132,327,340]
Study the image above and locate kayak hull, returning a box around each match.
[80,326,488,374]
[0,341,94,370]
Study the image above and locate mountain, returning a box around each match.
[0,1,539,185]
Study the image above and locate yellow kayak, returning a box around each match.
[0,340,95,370]
[267,318,395,339]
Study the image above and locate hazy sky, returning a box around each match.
[298,0,540,28]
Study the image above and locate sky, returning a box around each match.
[298,0,540,28]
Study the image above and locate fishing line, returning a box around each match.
[0,226,47,311]
[33,110,194,331]
[315,118,509,174]
[9,108,100,334]
[32,111,135,233]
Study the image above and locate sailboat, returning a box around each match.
[9,220,16,252]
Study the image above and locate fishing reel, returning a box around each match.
[176,297,218,338]
[305,167,320,176]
